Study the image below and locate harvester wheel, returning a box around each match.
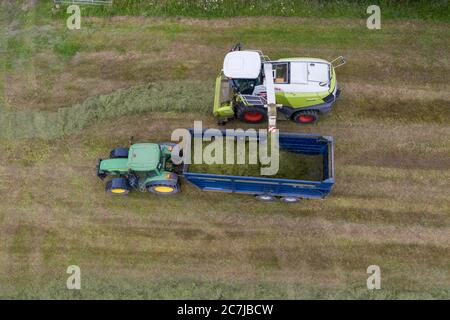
[292,110,318,124]
[110,148,129,159]
[237,106,267,124]
[148,183,180,195]
[255,194,275,202]
[106,177,130,195]
[280,196,300,203]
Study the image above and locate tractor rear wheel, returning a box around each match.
[106,177,130,195]
[110,148,129,159]
[148,183,180,195]
[255,194,276,202]
[292,110,318,124]
[237,106,267,124]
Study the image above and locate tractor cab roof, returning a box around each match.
[223,50,262,79]
[127,143,161,171]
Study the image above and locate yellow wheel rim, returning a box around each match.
[111,188,127,194]
[154,186,174,193]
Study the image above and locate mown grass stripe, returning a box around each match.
[0,80,213,139]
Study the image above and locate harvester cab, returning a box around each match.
[213,45,345,126]
[96,142,181,196]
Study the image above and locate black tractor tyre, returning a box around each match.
[292,110,319,124]
[147,183,180,195]
[236,105,267,124]
[280,196,300,203]
[255,194,276,202]
[110,147,129,159]
[106,177,130,195]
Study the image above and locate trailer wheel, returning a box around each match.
[148,183,180,195]
[106,177,130,195]
[255,194,276,202]
[280,196,300,203]
[237,106,267,124]
[110,147,129,159]
[292,110,318,124]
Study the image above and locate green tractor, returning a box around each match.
[213,44,345,125]
[96,142,181,195]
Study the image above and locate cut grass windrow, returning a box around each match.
[0,81,212,139]
[1,79,449,139]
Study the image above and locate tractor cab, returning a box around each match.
[223,50,265,94]
[127,143,162,173]
[98,143,162,175]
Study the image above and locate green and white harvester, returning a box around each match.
[213,44,345,128]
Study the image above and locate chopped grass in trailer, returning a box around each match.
[183,131,334,199]
[188,140,324,181]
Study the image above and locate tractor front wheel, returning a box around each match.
[106,177,130,195]
[237,106,267,124]
[292,110,318,124]
[148,183,180,195]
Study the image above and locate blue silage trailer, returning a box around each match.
[183,130,334,202]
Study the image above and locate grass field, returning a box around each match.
[0,1,449,299]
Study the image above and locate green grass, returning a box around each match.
[53,37,83,58]
[5,37,34,70]
[0,3,449,300]
[47,0,450,22]
[2,3,449,111]
[0,81,213,139]
[0,111,448,299]
[2,277,447,299]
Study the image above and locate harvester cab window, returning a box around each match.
[232,72,263,94]
[273,63,288,84]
